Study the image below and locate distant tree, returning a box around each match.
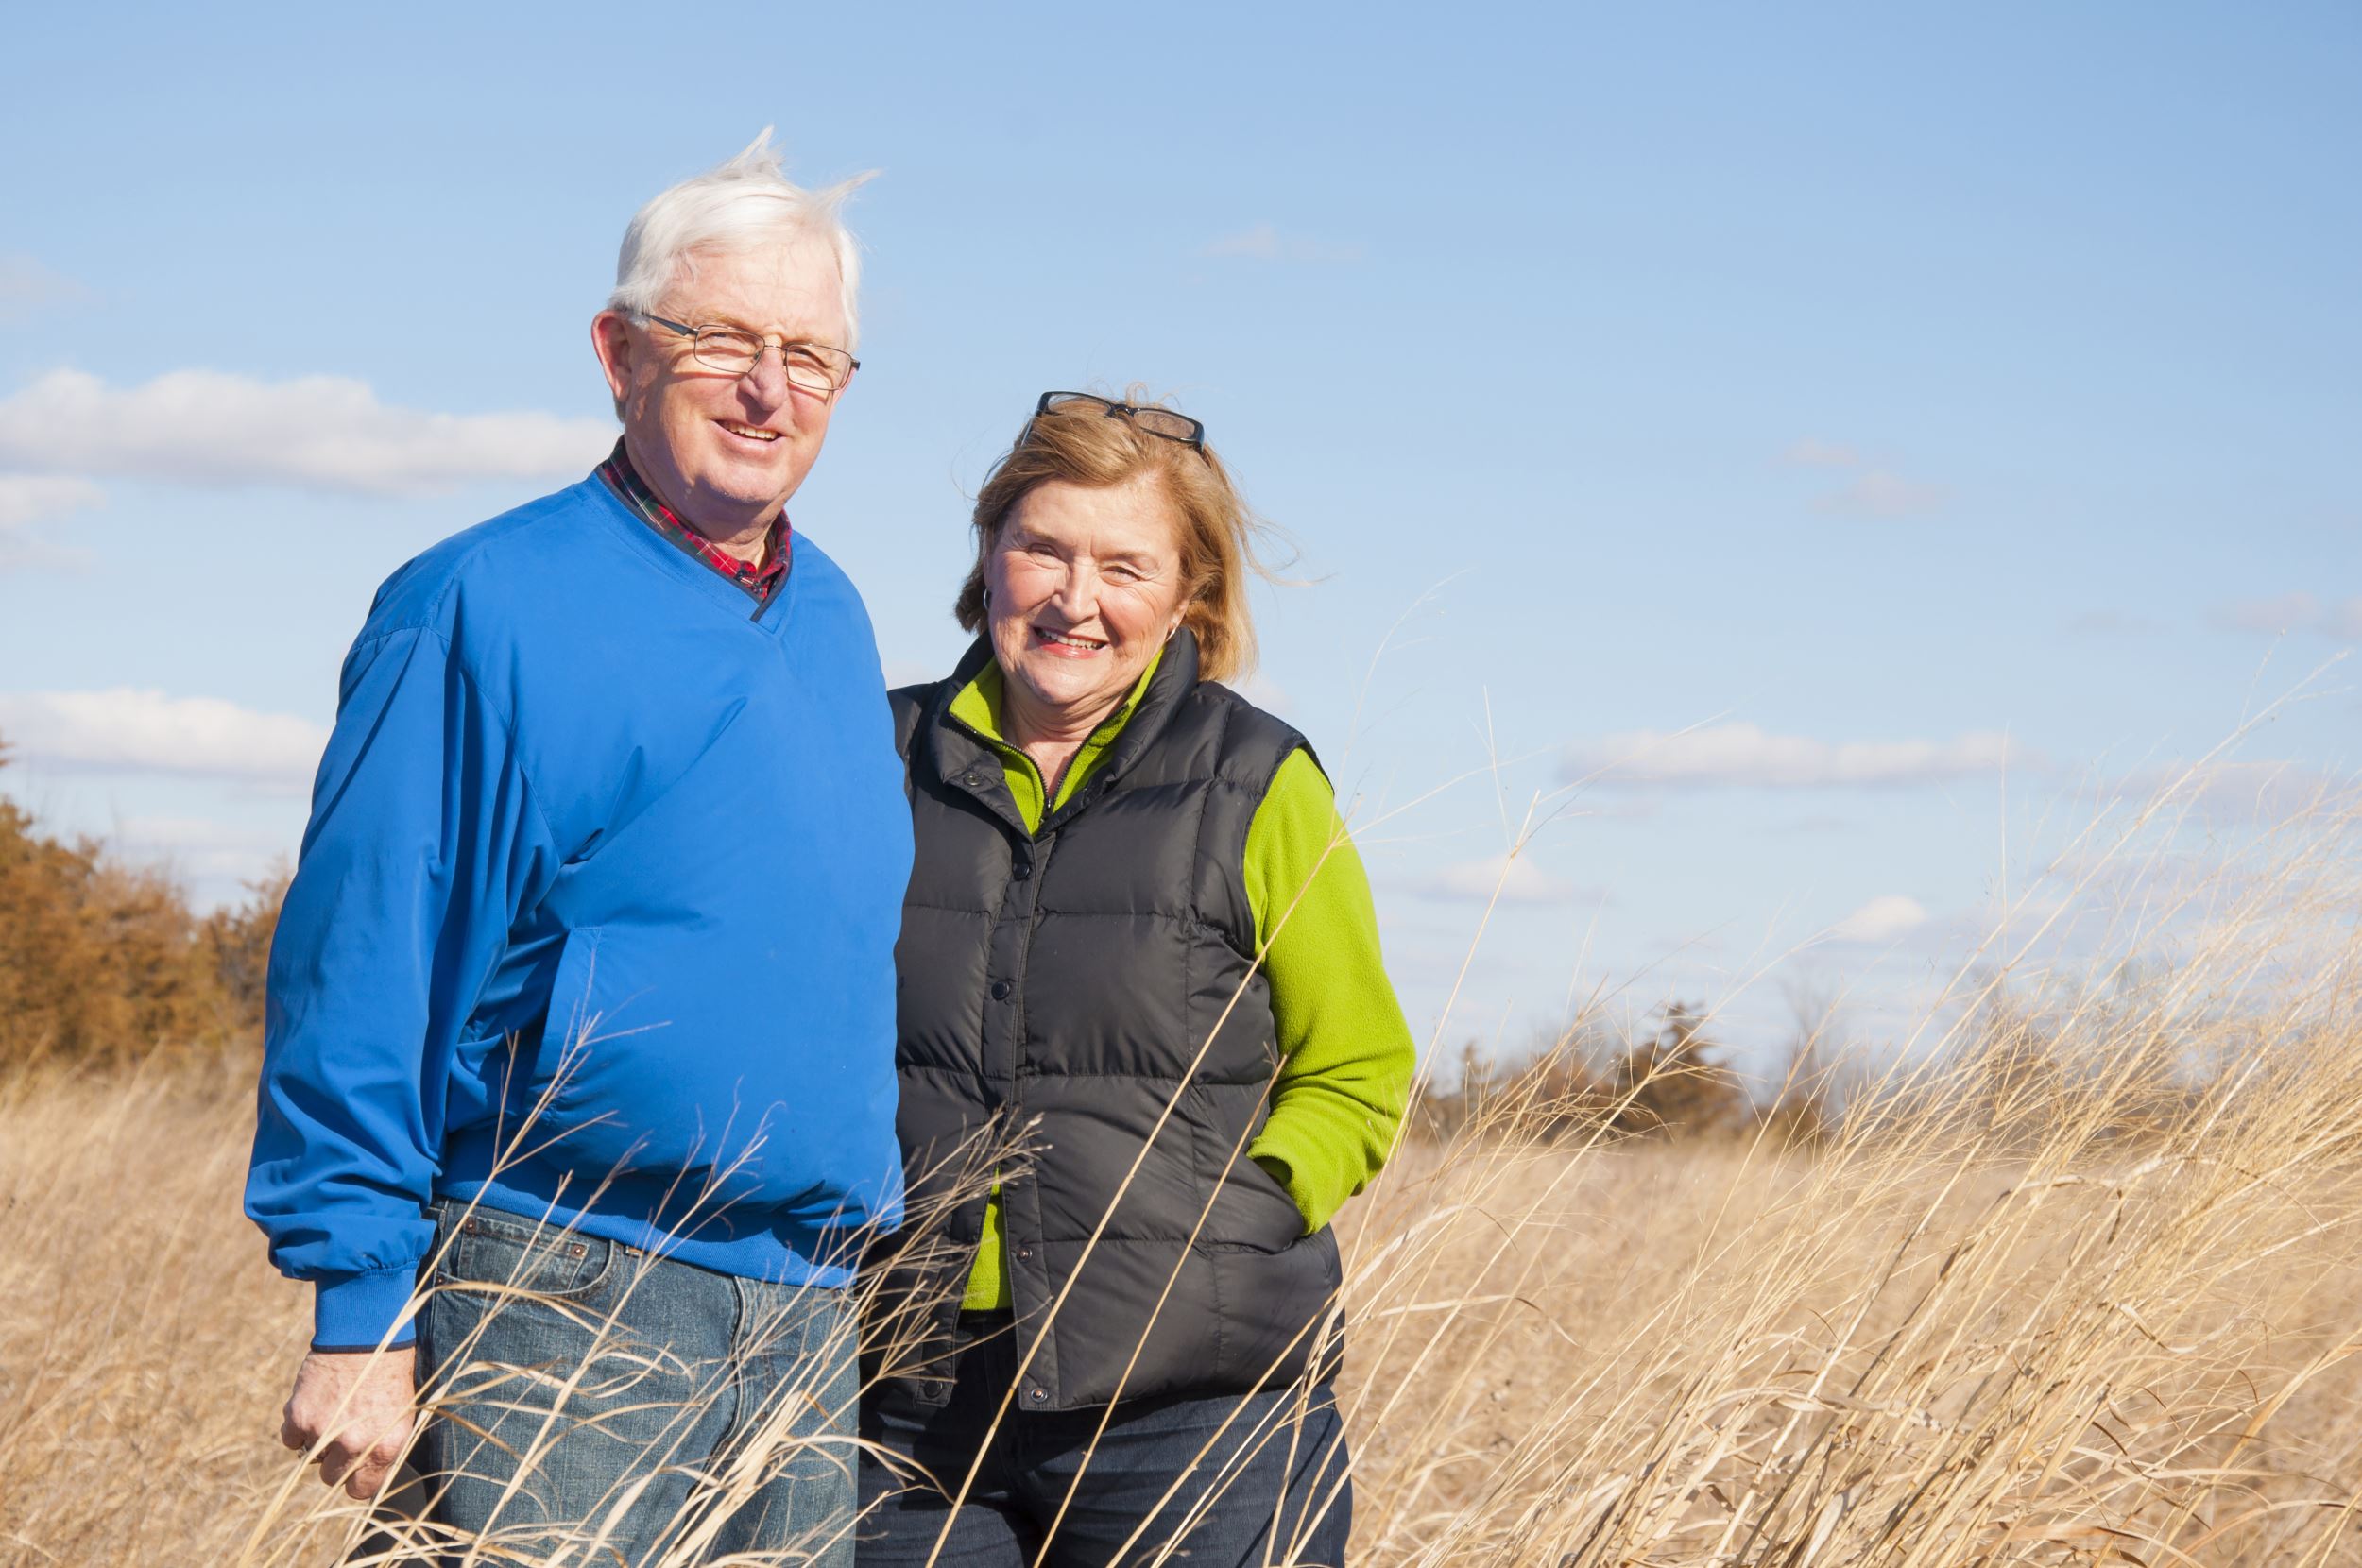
[1604,1002,1750,1138]
[1411,1006,1766,1147]
[0,734,286,1071]
[1758,982,1851,1149]
[204,862,290,1037]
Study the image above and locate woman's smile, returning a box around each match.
[1029,624,1110,657]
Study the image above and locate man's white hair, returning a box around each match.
[608,128,873,349]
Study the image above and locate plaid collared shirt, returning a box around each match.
[596,439,791,604]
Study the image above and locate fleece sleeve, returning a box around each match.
[244,624,558,1352]
[1241,749,1417,1235]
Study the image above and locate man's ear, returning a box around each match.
[590,311,636,410]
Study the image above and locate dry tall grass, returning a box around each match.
[4,780,2358,1564]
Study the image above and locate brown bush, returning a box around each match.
[1413,1002,1833,1147]
[0,737,282,1072]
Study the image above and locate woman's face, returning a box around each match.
[986,474,1190,734]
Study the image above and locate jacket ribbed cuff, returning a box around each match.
[310,1266,420,1353]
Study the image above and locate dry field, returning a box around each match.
[5,794,2361,1564]
[7,1005,2362,1565]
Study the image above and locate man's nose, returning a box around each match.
[740,346,793,403]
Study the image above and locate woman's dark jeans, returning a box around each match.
[857,1313,1351,1567]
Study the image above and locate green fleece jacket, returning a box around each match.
[950,654,1416,1311]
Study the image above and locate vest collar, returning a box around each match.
[1079,626,1200,797]
[923,629,1205,833]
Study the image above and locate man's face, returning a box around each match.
[591,238,851,539]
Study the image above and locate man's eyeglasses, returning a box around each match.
[639,314,859,394]
[1033,391,1206,452]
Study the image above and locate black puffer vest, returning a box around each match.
[876,630,1344,1412]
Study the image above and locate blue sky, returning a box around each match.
[3,4,2355,1070]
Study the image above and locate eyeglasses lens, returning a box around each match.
[692,330,847,391]
[692,329,762,373]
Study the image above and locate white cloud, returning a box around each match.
[117,813,286,851]
[0,474,104,570]
[1780,436,1947,519]
[113,814,295,883]
[1815,469,1949,520]
[0,474,104,530]
[1783,812,1857,834]
[2111,758,2356,821]
[2213,592,2362,641]
[0,368,614,496]
[1781,437,1862,469]
[0,688,327,786]
[2215,591,2319,634]
[1565,723,2034,790]
[1829,895,1929,944]
[0,254,90,323]
[2062,608,2168,639]
[1201,223,1366,264]
[1414,854,1588,905]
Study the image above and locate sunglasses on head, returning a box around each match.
[1031,391,1207,452]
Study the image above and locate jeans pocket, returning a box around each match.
[433,1204,618,1312]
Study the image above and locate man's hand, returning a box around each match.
[281,1347,419,1500]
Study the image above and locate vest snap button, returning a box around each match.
[1012,857,1033,878]
[1017,1247,1032,1260]
[1029,1388,1049,1404]
[990,980,1013,1001]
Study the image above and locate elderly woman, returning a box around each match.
[858,392,1416,1567]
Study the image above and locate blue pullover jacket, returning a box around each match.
[245,475,913,1351]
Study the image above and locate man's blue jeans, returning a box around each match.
[415,1201,858,1565]
[856,1313,1351,1567]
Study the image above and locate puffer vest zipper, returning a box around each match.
[875,630,1344,1411]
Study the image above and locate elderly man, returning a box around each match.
[245,133,910,1562]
